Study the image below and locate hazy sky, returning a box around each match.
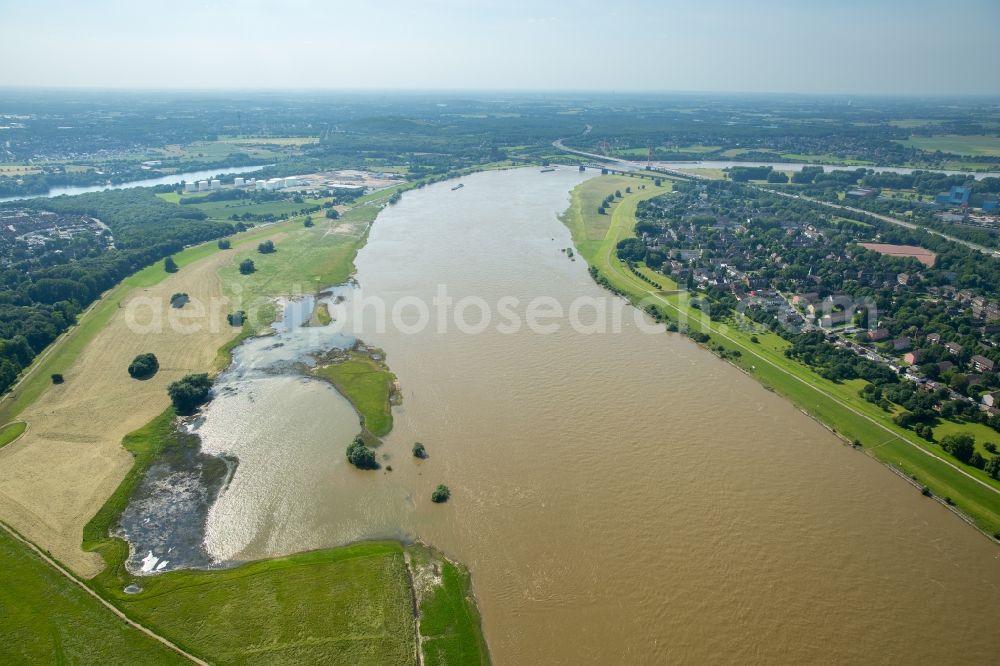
[1,0,998,95]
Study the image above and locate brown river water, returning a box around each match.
[195,167,999,663]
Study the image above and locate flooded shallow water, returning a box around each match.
[141,167,999,662]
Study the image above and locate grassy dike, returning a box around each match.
[563,174,1000,538]
[2,182,489,664]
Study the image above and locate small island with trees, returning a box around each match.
[431,484,451,503]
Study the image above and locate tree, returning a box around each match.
[346,436,378,470]
[239,258,256,275]
[326,209,340,220]
[985,455,1000,480]
[128,352,159,379]
[227,310,245,326]
[412,442,427,459]
[257,240,275,254]
[217,239,231,250]
[303,216,314,228]
[940,432,975,464]
[893,411,916,428]
[164,256,178,273]
[50,373,64,384]
[167,373,212,415]
[170,292,189,308]
[431,484,451,503]
[615,238,646,262]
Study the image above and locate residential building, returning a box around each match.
[868,328,890,342]
[792,292,819,307]
[820,311,851,328]
[970,355,996,373]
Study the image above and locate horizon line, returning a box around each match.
[1,85,999,101]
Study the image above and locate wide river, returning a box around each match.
[197,168,999,663]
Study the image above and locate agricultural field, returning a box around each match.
[216,136,319,146]
[0,241,242,576]
[897,134,1000,157]
[888,119,946,129]
[0,164,41,175]
[181,196,332,220]
[616,144,722,158]
[152,139,305,162]
[0,214,319,575]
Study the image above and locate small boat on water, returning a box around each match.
[540,167,555,173]
[451,183,464,190]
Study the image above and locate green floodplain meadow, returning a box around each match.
[1,182,488,665]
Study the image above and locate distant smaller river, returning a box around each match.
[653,159,1000,179]
[0,164,270,203]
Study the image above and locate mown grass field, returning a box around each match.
[112,543,417,666]
[0,528,187,665]
[564,175,1000,536]
[898,134,1000,157]
[313,351,397,437]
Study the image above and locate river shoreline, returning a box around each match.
[559,171,1000,542]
